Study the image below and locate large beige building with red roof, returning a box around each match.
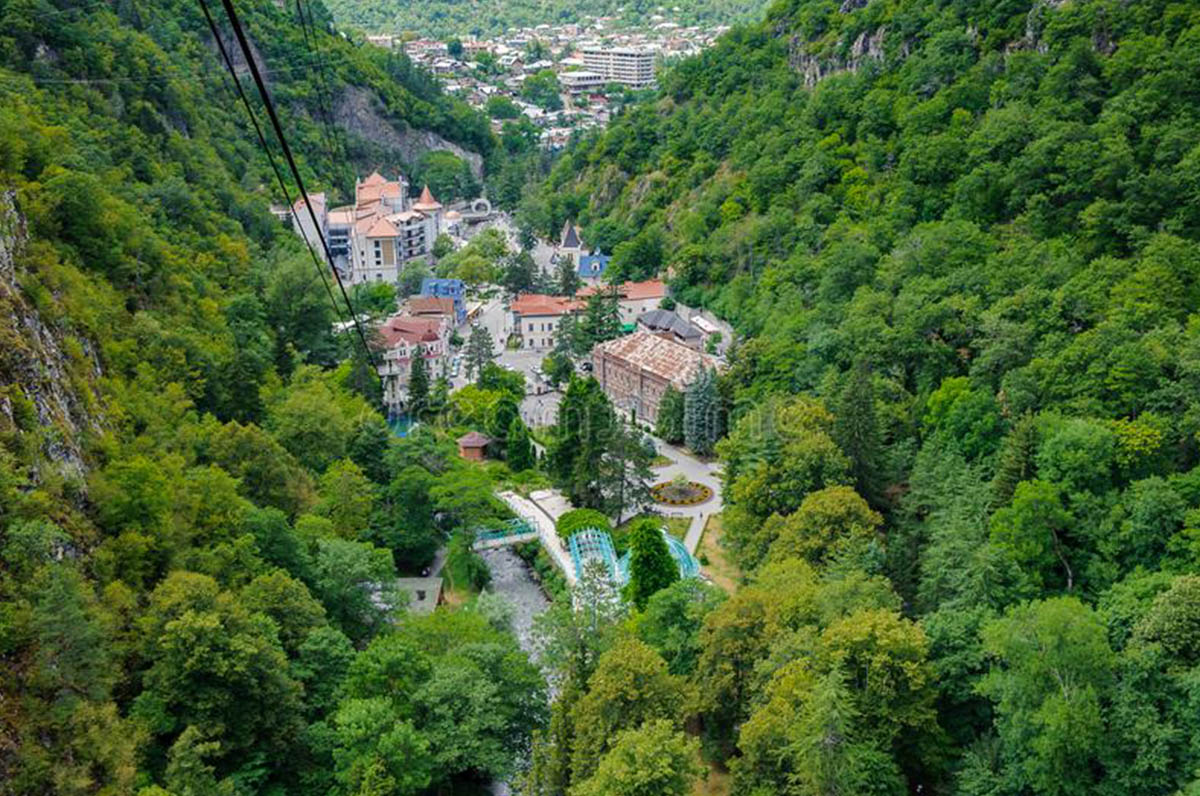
[578,279,668,326]
[593,330,719,424]
[292,172,444,287]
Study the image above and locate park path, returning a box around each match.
[497,490,577,586]
[648,441,724,554]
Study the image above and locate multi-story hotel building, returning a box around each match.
[580,46,656,89]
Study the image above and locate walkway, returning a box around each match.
[496,490,577,586]
[649,440,724,554]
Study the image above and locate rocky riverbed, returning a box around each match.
[479,547,553,796]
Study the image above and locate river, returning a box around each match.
[479,546,553,796]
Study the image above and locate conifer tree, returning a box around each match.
[990,412,1038,509]
[624,518,679,609]
[684,368,722,456]
[655,384,685,444]
[581,288,621,347]
[408,351,430,418]
[506,416,536,472]
[465,324,495,381]
[833,361,882,505]
[557,254,581,297]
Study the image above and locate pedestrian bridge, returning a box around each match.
[475,510,699,589]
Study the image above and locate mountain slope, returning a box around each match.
[518,1,1200,793]
[0,2,543,794]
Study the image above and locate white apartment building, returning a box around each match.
[580,46,655,89]
[560,70,605,94]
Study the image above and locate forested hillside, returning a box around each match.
[324,0,768,40]
[518,0,1200,793]
[0,1,547,793]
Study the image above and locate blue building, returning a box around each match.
[577,253,610,284]
[419,277,466,324]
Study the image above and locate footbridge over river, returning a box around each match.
[476,491,700,591]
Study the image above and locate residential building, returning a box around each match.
[376,313,451,414]
[511,293,583,350]
[577,252,610,284]
[561,70,605,94]
[581,46,655,89]
[395,577,444,613]
[578,279,667,326]
[637,308,703,349]
[593,330,719,424]
[419,277,466,325]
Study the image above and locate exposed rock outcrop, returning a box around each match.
[0,190,101,482]
[334,85,484,178]
[789,26,890,88]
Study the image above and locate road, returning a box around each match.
[453,290,562,427]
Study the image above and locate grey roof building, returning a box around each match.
[637,308,703,349]
[395,577,445,614]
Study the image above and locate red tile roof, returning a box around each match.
[578,279,666,301]
[378,315,445,347]
[457,431,491,448]
[365,217,398,238]
[595,330,718,388]
[406,296,455,316]
[511,293,583,317]
[413,184,442,211]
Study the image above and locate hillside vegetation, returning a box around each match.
[517,0,1200,793]
[0,1,548,794]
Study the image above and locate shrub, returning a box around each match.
[556,508,611,541]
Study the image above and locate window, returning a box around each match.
[527,323,533,332]
[376,273,382,281]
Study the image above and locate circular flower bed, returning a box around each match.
[650,478,713,506]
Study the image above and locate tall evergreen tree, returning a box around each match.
[581,288,622,348]
[991,412,1038,509]
[655,384,685,444]
[507,416,536,472]
[599,424,655,521]
[624,518,679,609]
[556,254,581,297]
[465,324,495,381]
[408,351,430,418]
[833,361,882,505]
[548,376,616,508]
[683,368,722,456]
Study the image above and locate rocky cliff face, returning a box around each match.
[0,190,101,482]
[788,26,891,88]
[335,85,485,178]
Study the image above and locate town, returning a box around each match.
[364,15,727,147]
[288,169,731,427]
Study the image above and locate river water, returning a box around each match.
[478,547,552,796]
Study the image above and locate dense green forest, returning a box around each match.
[0,0,549,793]
[8,0,1200,793]
[516,0,1200,793]
[324,0,768,40]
